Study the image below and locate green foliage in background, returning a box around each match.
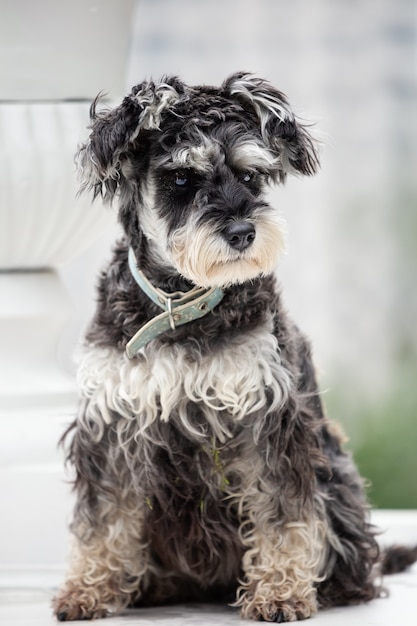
[326,356,417,509]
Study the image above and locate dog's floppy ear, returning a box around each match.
[223,72,319,181]
[76,77,184,200]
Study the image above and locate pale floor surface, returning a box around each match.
[1,567,417,626]
[1,512,416,624]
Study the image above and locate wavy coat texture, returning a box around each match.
[53,73,385,623]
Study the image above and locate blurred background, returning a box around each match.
[0,1,416,585]
[74,0,417,508]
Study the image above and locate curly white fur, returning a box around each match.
[77,323,291,444]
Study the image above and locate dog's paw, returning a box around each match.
[52,586,109,621]
[243,599,314,622]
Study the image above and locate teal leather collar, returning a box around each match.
[126,247,224,357]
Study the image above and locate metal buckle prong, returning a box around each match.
[167,298,176,331]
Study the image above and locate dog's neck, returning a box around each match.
[126,247,224,357]
[128,247,208,308]
[130,231,194,293]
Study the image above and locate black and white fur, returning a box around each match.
[53,73,413,622]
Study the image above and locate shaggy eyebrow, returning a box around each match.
[157,139,277,175]
[229,142,277,172]
[159,144,218,173]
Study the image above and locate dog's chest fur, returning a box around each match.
[79,319,290,473]
[78,288,292,582]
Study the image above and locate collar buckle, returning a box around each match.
[126,248,224,357]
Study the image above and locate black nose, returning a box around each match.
[223,221,256,251]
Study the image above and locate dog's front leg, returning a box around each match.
[52,414,149,624]
[236,496,325,622]
[53,496,148,621]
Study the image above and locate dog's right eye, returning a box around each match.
[174,172,189,188]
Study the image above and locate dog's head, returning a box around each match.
[77,72,319,288]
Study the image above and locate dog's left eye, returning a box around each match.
[237,171,262,195]
[240,171,260,186]
[241,172,252,183]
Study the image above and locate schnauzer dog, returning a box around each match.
[53,73,414,622]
